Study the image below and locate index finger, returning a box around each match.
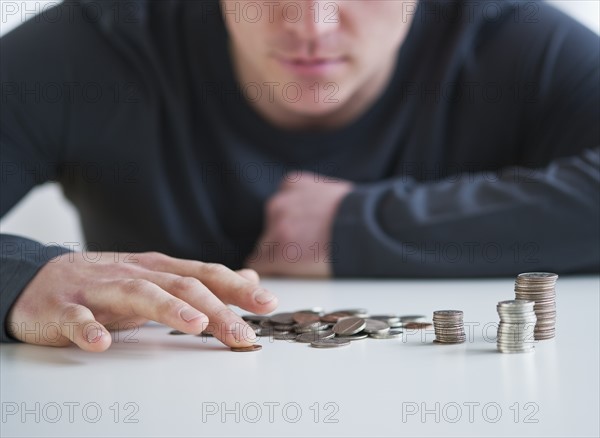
[140,253,279,314]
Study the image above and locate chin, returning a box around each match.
[280,99,347,118]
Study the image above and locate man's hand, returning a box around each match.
[6,252,278,352]
[246,171,353,277]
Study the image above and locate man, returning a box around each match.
[1,0,598,351]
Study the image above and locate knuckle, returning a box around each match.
[157,299,182,316]
[201,262,230,277]
[59,304,83,325]
[172,276,202,292]
[213,306,237,322]
[121,278,152,296]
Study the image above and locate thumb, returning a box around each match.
[59,304,112,352]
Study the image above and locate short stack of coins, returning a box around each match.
[514,272,558,340]
[432,310,466,344]
[496,300,536,353]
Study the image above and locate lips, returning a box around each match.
[274,55,349,77]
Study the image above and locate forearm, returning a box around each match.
[332,148,600,277]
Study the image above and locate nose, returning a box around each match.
[281,0,340,40]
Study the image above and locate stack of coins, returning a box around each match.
[514,272,558,340]
[432,310,466,344]
[496,300,536,353]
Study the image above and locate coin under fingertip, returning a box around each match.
[230,345,262,352]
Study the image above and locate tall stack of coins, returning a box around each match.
[432,310,466,344]
[514,272,558,340]
[496,300,536,353]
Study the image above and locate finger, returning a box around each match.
[142,254,278,314]
[58,304,112,352]
[145,273,258,348]
[85,279,209,335]
[235,268,260,284]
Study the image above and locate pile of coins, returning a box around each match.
[170,309,433,351]
[432,310,466,344]
[242,309,413,349]
[496,300,536,353]
[514,272,558,340]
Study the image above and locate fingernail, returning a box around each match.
[254,289,276,304]
[180,307,204,322]
[86,327,103,343]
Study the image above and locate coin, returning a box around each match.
[293,311,322,325]
[335,308,369,317]
[334,332,369,341]
[320,311,355,323]
[399,315,427,323]
[363,319,391,334]
[370,314,401,324]
[403,322,433,330]
[230,345,262,352]
[370,329,403,339]
[333,317,366,335]
[241,315,270,324]
[269,312,295,325]
[310,339,351,348]
[295,321,330,333]
[296,330,335,343]
[273,332,297,341]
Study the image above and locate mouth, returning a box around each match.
[274,55,349,77]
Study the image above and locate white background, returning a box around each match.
[1,1,599,246]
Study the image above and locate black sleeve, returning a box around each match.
[1,3,75,341]
[0,235,72,342]
[332,148,599,277]
[331,8,600,278]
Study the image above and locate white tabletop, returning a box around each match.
[1,276,598,438]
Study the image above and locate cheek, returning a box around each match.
[347,1,413,49]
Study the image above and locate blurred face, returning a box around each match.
[221,0,417,129]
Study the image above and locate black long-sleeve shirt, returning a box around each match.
[1,0,599,341]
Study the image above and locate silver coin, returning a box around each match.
[333,317,366,335]
[273,332,298,341]
[370,329,403,339]
[310,339,351,348]
[273,324,296,331]
[335,332,369,341]
[295,321,330,333]
[399,315,427,323]
[517,272,558,280]
[363,319,390,334]
[241,314,271,324]
[370,314,401,324]
[296,330,335,343]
